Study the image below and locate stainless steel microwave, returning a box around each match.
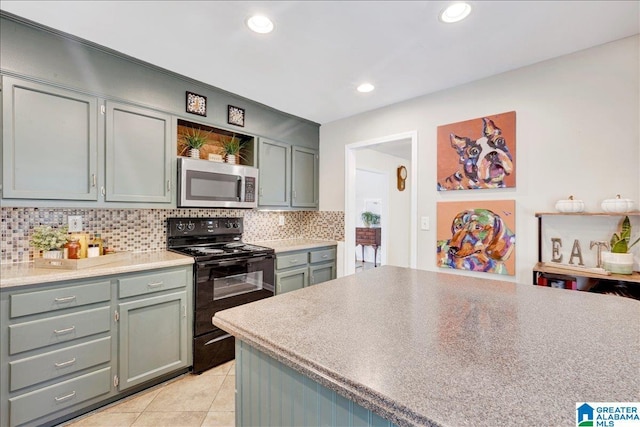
[177,158,258,208]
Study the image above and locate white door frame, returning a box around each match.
[344,131,418,275]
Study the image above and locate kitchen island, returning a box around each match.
[213,266,639,427]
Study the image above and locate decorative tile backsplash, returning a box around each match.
[0,208,345,264]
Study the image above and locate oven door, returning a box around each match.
[194,254,274,337]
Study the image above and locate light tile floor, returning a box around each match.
[60,360,235,427]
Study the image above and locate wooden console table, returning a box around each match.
[356,227,381,267]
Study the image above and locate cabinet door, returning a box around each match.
[118,291,188,390]
[2,76,98,200]
[291,146,319,208]
[275,267,308,295]
[309,262,336,285]
[258,139,290,207]
[105,101,172,203]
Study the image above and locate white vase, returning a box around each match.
[602,251,634,275]
[189,148,200,159]
[43,249,63,259]
[226,154,236,164]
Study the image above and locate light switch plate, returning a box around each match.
[68,215,83,232]
[278,215,285,226]
[421,216,430,231]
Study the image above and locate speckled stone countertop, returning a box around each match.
[1,251,193,289]
[249,238,338,253]
[213,266,640,427]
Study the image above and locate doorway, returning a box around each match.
[344,131,418,276]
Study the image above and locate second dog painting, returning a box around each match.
[437,200,516,275]
[437,111,516,191]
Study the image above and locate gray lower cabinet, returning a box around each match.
[1,76,174,207]
[0,265,193,427]
[2,76,99,201]
[275,245,337,295]
[258,138,318,210]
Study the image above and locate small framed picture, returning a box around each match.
[186,92,207,116]
[228,105,245,127]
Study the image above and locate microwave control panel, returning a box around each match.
[245,177,256,202]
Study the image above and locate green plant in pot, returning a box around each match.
[221,134,246,164]
[30,225,69,258]
[361,211,380,228]
[181,127,210,159]
[603,215,639,275]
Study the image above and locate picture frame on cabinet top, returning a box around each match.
[228,105,245,127]
[186,91,207,116]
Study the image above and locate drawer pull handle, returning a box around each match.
[54,391,76,402]
[322,255,328,258]
[147,281,164,288]
[54,358,77,368]
[289,259,298,263]
[54,326,76,335]
[54,296,77,303]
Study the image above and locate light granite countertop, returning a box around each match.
[248,238,338,253]
[213,265,640,427]
[1,251,194,289]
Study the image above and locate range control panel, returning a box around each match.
[167,217,243,237]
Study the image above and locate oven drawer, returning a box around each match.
[118,268,187,299]
[10,281,111,318]
[276,252,307,269]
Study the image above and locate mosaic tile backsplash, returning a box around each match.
[0,208,345,264]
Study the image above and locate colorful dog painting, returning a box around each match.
[437,112,516,191]
[437,201,516,275]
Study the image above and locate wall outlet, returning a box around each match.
[278,215,285,226]
[68,215,83,232]
[421,216,430,231]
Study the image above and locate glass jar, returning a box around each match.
[92,233,104,256]
[65,239,81,259]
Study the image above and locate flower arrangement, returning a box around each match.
[361,211,380,227]
[30,225,69,251]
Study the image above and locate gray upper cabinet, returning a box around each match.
[291,146,319,208]
[258,138,318,210]
[258,139,291,207]
[105,102,172,203]
[2,76,99,201]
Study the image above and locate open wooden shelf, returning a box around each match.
[535,211,640,217]
[534,262,640,284]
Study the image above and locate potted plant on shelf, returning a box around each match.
[30,225,69,259]
[602,215,639,274]
[220,134,245,164]
[361,211,380,228]
[181,127,210,159]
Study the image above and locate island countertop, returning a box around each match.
[213,266,640,427]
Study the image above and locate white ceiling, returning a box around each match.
[1,1,638,124]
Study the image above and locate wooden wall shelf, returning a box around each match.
[535,211,640,217]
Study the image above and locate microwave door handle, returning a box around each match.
[237,176,242,202]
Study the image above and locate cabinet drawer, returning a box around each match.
[9,307,111,355]
[9,367,111,427]
[276,252,308,270]
[118,268,186,299]
[10,281,111,318]
[9,337,111,392]
[309,248,336,264]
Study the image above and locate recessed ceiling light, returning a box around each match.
[439,2,472,23]
[247,15,274,34]
[357,83,375,93]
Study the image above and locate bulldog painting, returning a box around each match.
[437,200,516,275]
[437,111,516,191]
